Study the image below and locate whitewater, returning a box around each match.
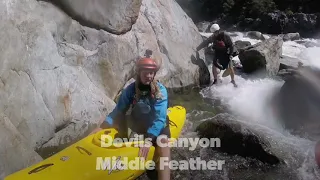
[197,31,320,180]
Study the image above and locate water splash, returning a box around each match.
[198,31,320,179]
[201,76,284,131]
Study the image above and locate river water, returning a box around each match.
[155,33,320,180]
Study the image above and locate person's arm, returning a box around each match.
[101,83,134,128]
[196,34,215,51]
[224,33,234,56]
[145,84,168,143]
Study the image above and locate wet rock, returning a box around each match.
[279,55,302,70]
[274,66,320,134]
[282,32,300,41]
[295,40,320,48]
[195,113,281,165]
[246,31,265,40]
[238,36,283,75]
[234,40,252,54]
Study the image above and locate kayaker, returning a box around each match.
[196,23,238,87]
[91,50,171,180]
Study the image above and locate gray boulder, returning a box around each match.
[47,0,142,34]
[196,114,281,165]
[282,32,300,41]
[0,0,204,178]
[273,66,320,138]
[246,31,265,40]
[238,36,283,75]
[0,113,43,178]
[234,40,252,55]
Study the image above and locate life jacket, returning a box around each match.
[130,90,157,130]
[216,40,226,48]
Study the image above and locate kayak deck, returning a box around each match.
[4,106,186,180]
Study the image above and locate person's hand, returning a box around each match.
[139,141,152,160]
[216,63,224,70]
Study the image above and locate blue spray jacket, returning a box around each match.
[105,81,168,142]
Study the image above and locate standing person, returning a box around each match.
[196,24,238,87]
[90,50,171,180]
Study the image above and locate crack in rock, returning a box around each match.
[143,8,174,67]
[24,70,55,124]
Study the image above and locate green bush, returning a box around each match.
[198,0,277,19]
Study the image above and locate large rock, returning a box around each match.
[0,113,43,178]
[47,0,142,34]
[282,32,300,41]
[234,40,251,55]
[195,114,281,165]
[246,31,265,40]
[140,0,203,88]
[273,66,320,138]
[238,37,283,75]
[0,0,204,177]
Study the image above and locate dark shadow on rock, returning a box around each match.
[191,52,210,88]
[39,0,134,35]
[272,66,320,139]
[196,113,281,165]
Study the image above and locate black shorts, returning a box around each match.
[214,54,231,70]
[152,125,171,147]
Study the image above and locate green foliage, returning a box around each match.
[285,8,294,16]
[243,0,277,17]
[198,0,277,20]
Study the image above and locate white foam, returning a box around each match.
[298,47,320,68]
[201,76,284,131]
[282,41,307,58]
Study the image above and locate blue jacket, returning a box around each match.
[105,81,168,141]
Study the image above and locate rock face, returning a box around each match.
[47,0,143,34]
[238,37,283,75]
[246,31,265,40]
[0,0,203,178]
[195,114,281,165]
[273,67,320,135]
[234,40,252,54]
[0,114,43,178]
[282,32,300,41]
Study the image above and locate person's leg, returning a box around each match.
[228,60,237,87]
[212,56,220,84]
[212,64,218,84]
[154,126,171,180]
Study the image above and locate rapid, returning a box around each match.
[165,32,320,180]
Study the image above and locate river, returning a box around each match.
[142,32,320,180]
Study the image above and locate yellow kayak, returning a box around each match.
[5,106,187,180]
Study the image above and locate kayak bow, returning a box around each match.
[4,106,186,180]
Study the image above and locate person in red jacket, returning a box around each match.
[196,24,237,87]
